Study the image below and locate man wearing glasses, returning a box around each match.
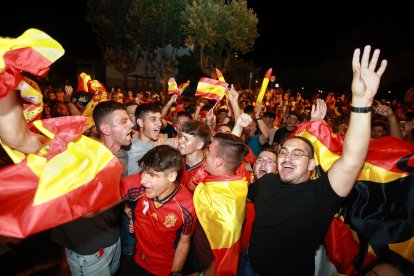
[246,45,388,275]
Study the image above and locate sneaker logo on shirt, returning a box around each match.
[143,200,149,215]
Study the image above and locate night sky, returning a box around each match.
[1,0,413,98]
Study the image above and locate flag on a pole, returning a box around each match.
[77,72,109,131]
[216,68,225,82]
[195,77,228,101]
[256,68,272,105]
[168,77,179,95]
[178,80,190,94]
[292,121,414,274]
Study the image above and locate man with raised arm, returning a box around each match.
[247,45,387,275]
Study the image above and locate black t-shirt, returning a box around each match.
[247,173,344,275]
[51,204,121,255]
[272,127,293,145]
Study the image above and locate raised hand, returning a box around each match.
[351,45,387,106]
[310,99,327,122]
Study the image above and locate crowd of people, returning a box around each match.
[1,38,414,276]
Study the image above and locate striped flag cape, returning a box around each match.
[0,28,64,99]
[292,121,414,275]
[195,77,228,101]
[194,175,248,275]
[0,116,122,238]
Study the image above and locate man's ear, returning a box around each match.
[137,118,144,128]
[197,141,204,150]
[308,159,316,171]
[216,157,224,168]
[100,123,110,136]
[168,171,178,182]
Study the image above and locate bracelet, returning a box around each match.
[256,117,262,121]
[350,106,371,113]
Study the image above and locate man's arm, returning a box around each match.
[0,91,45,153]
[254,104,269,144]
[372,100,402,139]
[171,233,192,273]
[328,45,387,197]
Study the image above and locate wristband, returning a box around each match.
[350,106,371,113]
[256,117,262,121]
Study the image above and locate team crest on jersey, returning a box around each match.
[164,213,177,228]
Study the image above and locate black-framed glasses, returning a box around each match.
[278,148,312,160]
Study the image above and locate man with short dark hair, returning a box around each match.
[52,100,134,276]
[248,45,388,275]
[120,145,197,275]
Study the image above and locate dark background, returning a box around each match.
[1,0,413,99]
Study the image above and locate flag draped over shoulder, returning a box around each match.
[292,121,414,275]
[0,28,64,99]
[195,77,228,101]
[193,175,247,275]
[0,116,122,238]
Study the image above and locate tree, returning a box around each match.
[128,0,192,94]
[182,0,258,77]
[86,0,143,90]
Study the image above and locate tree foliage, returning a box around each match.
[182,0,258,76]
[85,0,258,91]
[86,0,142,89]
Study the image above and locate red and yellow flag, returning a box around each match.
[77,72,109,130]
[168,78,190,96]
[168,77,179,95]
[0,28,64,99]
[256,68,272,105]
[19,76,44,125]
[194,175,248,275]
[195,77,228,101]
[0,116,122,238]
[292,121,414,274]
[178,80,190,94]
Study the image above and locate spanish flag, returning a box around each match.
[0,116,122,238]
[292,121,414,274]
[194,175,248,275]
[195,77,228,101]
[168,77,179,95]
[178,80,190,94]
[77,72,109,130]
[0,28,64,99]
[19,76,44,126]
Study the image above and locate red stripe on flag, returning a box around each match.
[195,77,228,101]
[212,241,241,275]
[0,157,121,238]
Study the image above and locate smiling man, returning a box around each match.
[177,120,212,192]
[127,103,163,175]
[247,45,388,275]
[120,145,197,275]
